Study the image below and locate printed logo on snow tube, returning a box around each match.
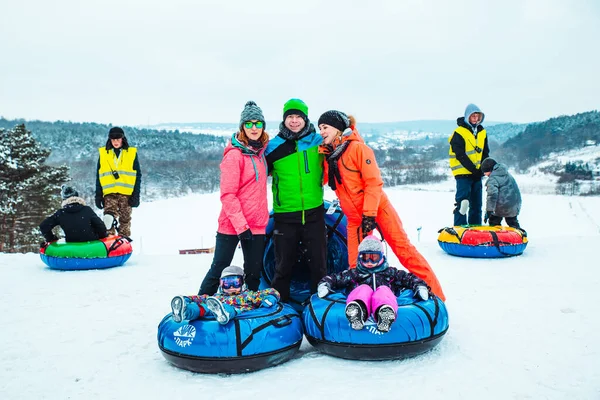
[437,226,528,258]
[39,235,133,270]
[303,290,449,361]
[157,303,303,374]
[261,200,349,310]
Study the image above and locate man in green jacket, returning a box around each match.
[264,98,326,302]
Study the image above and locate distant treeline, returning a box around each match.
[496,111,600,170]
[0,118,228,203]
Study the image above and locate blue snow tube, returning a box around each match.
[157,303,303,374]
[303,290,449,360]
[261,200,349,311]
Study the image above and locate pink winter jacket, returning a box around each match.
[217,134,269,235]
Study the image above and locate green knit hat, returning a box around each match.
[283,98,308,120]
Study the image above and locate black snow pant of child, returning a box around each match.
[198,232,265,295]
[488,214,521,230]
[271,210,327,303]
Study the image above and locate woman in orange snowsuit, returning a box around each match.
[317,111,445,300]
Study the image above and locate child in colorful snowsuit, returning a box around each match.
[318,110,445,301]
[317,235,430,333]
[171,266,280,325]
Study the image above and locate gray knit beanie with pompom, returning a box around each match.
[239,101,265,127]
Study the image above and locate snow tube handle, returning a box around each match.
[271,315,293,328]
[107,236,132,256]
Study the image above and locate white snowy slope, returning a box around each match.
[1,178,599,400]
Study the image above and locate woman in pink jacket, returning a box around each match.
[198,101,269,294]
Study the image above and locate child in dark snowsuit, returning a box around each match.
[317,235,430,333]
[481,158,523,230]
[171,266,280,325]
[39,185,108,244]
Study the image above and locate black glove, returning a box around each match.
[484,211,490,223]
[128,195,140,208]
[361,215,377,236]
[238,229,252,240]
[472,169,483,179]
[95,195,104,209]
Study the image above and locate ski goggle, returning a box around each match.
[359,252,383,264]
[244,121,264,129]
[220,275,243,289]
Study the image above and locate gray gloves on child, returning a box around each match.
[415,285,429,301]
[317,283,332,298]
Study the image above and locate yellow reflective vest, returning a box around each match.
[448,127,487,176]
[98,147,138,195]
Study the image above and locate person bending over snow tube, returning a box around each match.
[304,235,449,360]
[158,266,303,374]
[318,110,445,301]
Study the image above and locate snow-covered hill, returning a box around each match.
[1,183,599,399]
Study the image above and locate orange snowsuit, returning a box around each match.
[321,128,446,300]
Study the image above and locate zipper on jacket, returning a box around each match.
[296,143,306,224]
[303,150,310,173]
[274,174,281,206]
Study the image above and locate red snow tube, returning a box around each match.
[437,225,528,258]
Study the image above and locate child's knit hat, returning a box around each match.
[221,265,244,278]
[358,235,384,254]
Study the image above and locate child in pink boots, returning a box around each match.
[317,235,430,333]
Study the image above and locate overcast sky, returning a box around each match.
[1,0,599,126]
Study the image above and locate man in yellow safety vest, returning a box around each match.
[95,127,142,237]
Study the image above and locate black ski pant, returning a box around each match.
[198,232,265,295]
[271,218,327,302]
[488,215,521,230]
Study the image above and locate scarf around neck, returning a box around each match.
[325,140,350,190]
[278,121,316,141]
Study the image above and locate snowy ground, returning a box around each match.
[1,182,600,399]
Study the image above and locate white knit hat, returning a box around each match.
[358,235,384,254]
[221,265,244,278]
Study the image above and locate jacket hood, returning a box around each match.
[322,128,363,152]
[341,128,364,144]
[463,103,485,129]
[489,162,509,177]
[61,196,86,211]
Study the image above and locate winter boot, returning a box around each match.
[459,199,469,215]
[206,296,230,325]
[103,213,119,233]
[103,213,114,231]
[376,305,396,333]
[345,301,366,330]
[171,296,186,323]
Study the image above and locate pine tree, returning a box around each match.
[0,124,69,252]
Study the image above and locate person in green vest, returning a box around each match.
[264,98,326,302]
[448,104,490,226]
[95,127,142,237]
